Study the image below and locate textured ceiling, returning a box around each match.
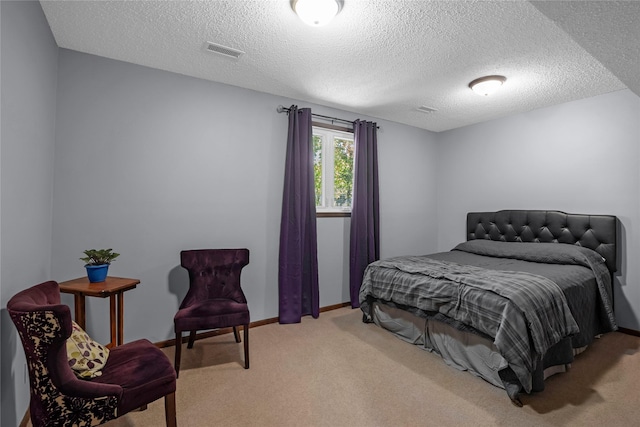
[39,0,639,132]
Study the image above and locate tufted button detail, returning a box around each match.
[467,210,615,274]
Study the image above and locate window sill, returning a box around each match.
[317,211,351,218]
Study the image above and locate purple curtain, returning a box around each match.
[278,106,320,323]
[349,120,380,308]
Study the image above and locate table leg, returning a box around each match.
[74,294,86,329]
[117,291,124,346]
[108,295,116,348]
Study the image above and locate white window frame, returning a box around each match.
[313,126,355,214]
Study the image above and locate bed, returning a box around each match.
[359,210,618,405]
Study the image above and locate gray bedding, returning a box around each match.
[452,240,616,331]
[359,240,617,400]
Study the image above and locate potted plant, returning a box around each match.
[80,248,120,283]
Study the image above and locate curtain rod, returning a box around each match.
[276,105,379,129]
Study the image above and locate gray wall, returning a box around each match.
[50,49,439,346]
[0,1,58,425]
[436,89,640,329]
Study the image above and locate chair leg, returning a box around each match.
[165,392,177,427]
[174,332,182,378]
[244,324,249,369]
[187,330,196,349]
[233,326,241,343]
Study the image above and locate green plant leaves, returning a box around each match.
[80,248,120,266]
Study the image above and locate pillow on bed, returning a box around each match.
[453,240,606,267]
[66,321,110,379]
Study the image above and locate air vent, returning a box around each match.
[205,42,244,59]
[417,106,438,113]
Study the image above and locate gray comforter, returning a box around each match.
[359,240,617,394]
[452,240,616,330]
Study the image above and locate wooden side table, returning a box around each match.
[59,276,139,348]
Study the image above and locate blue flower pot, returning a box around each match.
[85,264,109,283]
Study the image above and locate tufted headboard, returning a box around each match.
[467,210,618,273]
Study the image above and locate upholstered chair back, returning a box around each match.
[180,248,249,305]
[7,281,119,426]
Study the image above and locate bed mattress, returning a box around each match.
[428,245,607,346]
[360,240,616,402]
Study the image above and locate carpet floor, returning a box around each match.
[104,307,640,427]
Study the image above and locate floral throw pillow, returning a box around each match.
[66,321,110,379]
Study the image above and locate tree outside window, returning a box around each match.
[313,127,354,212]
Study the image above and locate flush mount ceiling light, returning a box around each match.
[468,75,507,96]
[292,0,343,27]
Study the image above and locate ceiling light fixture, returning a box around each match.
[292,0,343,27]
[468,75,507,96]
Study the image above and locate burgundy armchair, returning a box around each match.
[7,281,177,427]
[174,249,250,377]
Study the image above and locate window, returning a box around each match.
[313,126,355,213]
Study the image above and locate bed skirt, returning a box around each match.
[370,301,585,401]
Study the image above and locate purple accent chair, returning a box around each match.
[7,281,177,427]
[174,249,250,377]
